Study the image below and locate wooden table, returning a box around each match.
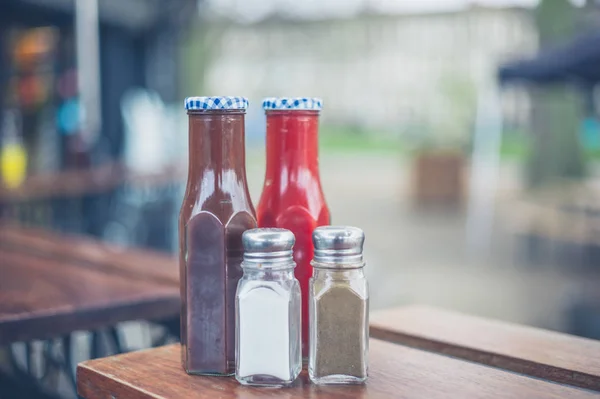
[0,225,179,345]
[77,306,600,398]
[0,224,178,285]
[370,305,600,392]
[0,224,180,398]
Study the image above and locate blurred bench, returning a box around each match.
[370,305,600,391]
[0,162,185,203]
[0,163,122,203]
[0,162,185,247]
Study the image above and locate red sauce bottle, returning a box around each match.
[257,97,330,358]
[180,97,256,375]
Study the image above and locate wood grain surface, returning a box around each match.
[0,224,178,285]
[370,305,600,392]
[0,249,179,344]
[77,341,599,399]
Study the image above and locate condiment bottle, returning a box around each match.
[0,109,27,189]
[235,228,301,386]
[180,96,257,375]
[257,97,330,359]
[309,226,369,384]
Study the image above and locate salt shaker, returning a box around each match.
[309,226,369,385]
[235,228,302,386]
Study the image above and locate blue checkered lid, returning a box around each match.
[184,96,248,110]
[262,97,323,111]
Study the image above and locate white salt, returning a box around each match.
[237,280,292,380]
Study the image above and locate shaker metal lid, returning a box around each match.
[242,228,295,268]
[312,226,365,267]
[184,96,248,110]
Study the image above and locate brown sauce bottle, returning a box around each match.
[179,98,256,375]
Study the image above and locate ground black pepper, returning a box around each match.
[313,285,368,378]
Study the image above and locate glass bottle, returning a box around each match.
[0,109,28,189]
[179,96,257,375]
[257,97,330,359]
[309,226,369,384]
[235,228,301,386]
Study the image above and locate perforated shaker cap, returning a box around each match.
[242,228,296,269]
[312,226,365,268]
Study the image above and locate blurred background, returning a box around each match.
[1,0,600,397]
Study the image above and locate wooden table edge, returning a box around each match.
[370,321,600,392]
[78,360,164,399]
[0,295,179,346]
[76,341,600,399]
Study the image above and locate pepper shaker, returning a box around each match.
[309,226,369,384]
[235,228,302,386]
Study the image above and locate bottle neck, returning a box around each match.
[265,110,320,177]
[187,110,247,182]
[2,110,22,144]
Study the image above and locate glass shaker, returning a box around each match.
[235,228,302,386]
[309,226,369,384]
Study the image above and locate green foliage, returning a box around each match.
[535,0,577,45]
[179,21,230,96]
[435,72,477,146]
[499,130,531,160]
[318,125,534,161]
[319,125,403,154]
